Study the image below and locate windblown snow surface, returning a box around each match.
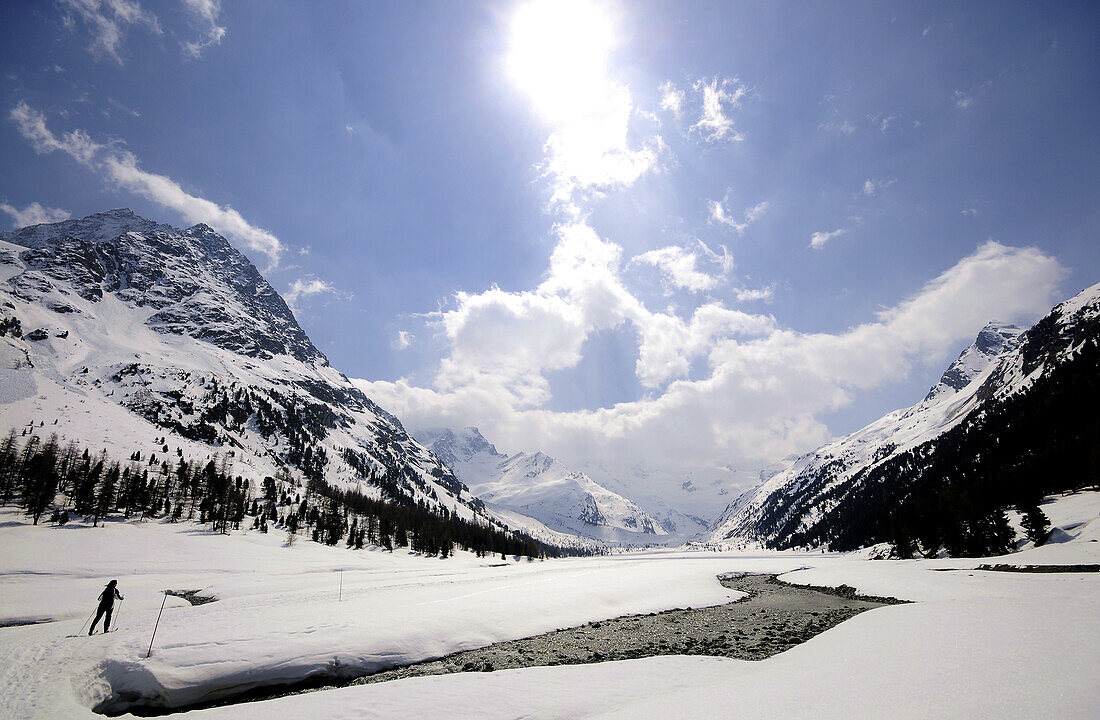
[1,490,1097,719]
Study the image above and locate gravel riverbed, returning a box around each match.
[355,573,903,684]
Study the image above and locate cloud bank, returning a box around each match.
[357,237,1063,473]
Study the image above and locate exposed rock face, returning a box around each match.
[4,210,319,363]
[0,210,504,529]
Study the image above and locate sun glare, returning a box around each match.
[508,0,615,122]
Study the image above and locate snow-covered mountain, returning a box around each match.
[0,210,503,530]
[416,426,680,545]
[710,283,1100,550]
[577,460,757,540]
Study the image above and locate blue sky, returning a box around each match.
[2,1,1097,471]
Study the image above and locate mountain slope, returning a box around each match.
[0,210,504,535]
[711,283,1100,554]
[417,427,673,545]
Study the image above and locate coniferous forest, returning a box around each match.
[0,428,590,560]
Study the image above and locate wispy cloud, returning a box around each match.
[691,77,747,142]
[659,80,684,118]
[392,330,415,350]
[0,201,71,228]
[11,101,102,166]
[10,101,285,267]
[809,228,847,250]
[953,90,973,110]
[284,276,345,312]
[59,0,162,65]
[860,178,896,197]
[819,118,856,135]
[181,0,226,58]
[709,198,769,235]
[103,151,284,267]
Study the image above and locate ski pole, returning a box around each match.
[146,591,167,658]
[110,598,123,632]
[78,607,97,636]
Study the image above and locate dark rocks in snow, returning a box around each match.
[2,210,323,363]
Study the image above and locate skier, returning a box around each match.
[89,580,123,635]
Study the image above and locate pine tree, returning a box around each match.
[0,428,19,505]
[1018,502,1052,546]
[94,463,120,527]
[21,434,59,525]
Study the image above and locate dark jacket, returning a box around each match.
[98,586,123,608]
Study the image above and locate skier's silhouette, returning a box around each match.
[89,580,123,635]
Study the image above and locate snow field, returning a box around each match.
[166,559,1099,720]
[0,489,1096,719]
[0,509,744,717]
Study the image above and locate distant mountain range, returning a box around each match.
[416,426,671,546]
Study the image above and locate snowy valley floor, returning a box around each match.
[0,493,1098,719]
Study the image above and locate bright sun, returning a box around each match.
[508,0,615,122]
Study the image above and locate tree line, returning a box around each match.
[0,429,589,560]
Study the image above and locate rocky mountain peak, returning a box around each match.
[924,321,1024,402]
[1,210,322,364]
[416,426,503,469]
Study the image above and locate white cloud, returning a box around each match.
[953,90,973,109]
[632,245,722,294]
[541,82,663,212]
[879,114,899,132]
[809,228,847,250]
[393,330,415,351]
[732,285,774,303]
[181,0,226,58]
[356,241,1063,475]
[10,102,102,166]
[659,80,684,117]
[696,238,734,274]
[861,178,895,197]
[10,102,285,268]
[709,198,769,235]
[59,0,162,65]
[819,119,856,135]
[284,276,342,312]
[961,208,979,217]
[691,77,747,142]
[103,151,284,267]
[0,201,71,228]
